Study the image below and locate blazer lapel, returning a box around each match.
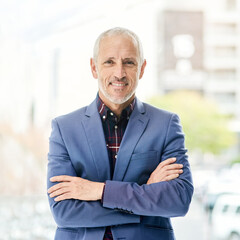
[82,99,111,181]
[113,98,149,181]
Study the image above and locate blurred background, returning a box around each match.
[0,0,240,239]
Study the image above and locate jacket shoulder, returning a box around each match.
[53,106,88,126]
[143,102,176,118]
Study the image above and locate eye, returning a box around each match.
[124,60,135,65]
[104,60,114,65]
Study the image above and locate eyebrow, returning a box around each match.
[103,57,137,61]
[102,57,115,63]
[123,58,137,61]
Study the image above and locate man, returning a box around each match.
[47,27,193,240]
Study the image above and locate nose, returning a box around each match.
[114,63,126,79]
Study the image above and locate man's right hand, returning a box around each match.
[147,158,183,184]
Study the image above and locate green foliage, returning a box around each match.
[148,91,236,154]
[230,156,240,165]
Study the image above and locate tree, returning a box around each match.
[148,91,236,154]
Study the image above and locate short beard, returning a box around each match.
[98,78,138,105]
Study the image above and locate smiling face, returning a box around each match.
[90,34,146,108]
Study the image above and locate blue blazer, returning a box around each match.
[47,97,193,240]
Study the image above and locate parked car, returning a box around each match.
[203,167,240,220]
[211,194,240,240]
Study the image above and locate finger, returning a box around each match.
[162,157,177,165]
[163,163,183,171]
[165,169,183,176]
[49,187,70,198]
[55,193,72,202]
[165,173,180,181]
[155,158,176,171]
[50,175,73,182]
[48,182,68,194]
[152,167,183,180]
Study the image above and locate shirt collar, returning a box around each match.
[96,93,135,121]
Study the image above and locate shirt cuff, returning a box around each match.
[101,182,106,204]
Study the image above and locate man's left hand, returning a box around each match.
[48,176,104,202]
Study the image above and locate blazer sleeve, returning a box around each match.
[102,114,194,218]
[47,119,140,228]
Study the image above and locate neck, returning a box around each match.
[99,92,134,118]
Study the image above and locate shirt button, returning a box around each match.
[103,115,106,120]
[110,112,114,116]
[115,155,117,159]
[115,125,118,129]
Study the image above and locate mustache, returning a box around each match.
[110,76,128,82]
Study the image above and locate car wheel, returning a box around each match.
[229,233,240,240]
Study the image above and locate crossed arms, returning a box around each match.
[47,115,193,228]
[48,157,183,202]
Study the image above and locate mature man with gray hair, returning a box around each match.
[47,27,193,240]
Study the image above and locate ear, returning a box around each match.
[90,58,98,79]
[139,59,147,79]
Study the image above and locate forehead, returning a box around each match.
[98,35,138,59]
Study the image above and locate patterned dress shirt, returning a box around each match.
[97,94,135,240]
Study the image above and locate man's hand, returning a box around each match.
[48,158,182,202]
[48,176,104,202]
[147,158,183,184]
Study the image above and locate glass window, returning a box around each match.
[236,206,240,215]
[222,205,229,213]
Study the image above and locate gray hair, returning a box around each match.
[93,27,144,65]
